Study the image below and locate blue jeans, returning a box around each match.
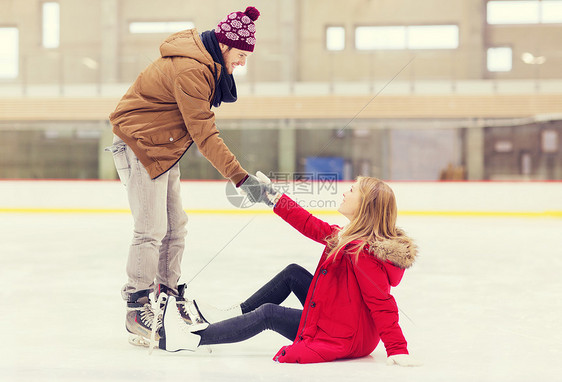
[197,264,313,344]
[107,136,188,299]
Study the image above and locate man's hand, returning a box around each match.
[239,174,273,206]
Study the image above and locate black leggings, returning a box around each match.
[197,263,313,345]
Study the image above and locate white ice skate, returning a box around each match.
[193,299,242,324]
[159,295,202,352]
[177,299,209,331]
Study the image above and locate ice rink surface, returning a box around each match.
[2,208,562,381]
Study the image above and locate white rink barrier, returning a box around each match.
[1,180,561,218]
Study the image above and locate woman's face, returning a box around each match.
[338,181,362,220]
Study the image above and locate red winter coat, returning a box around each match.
[272,195,418,364]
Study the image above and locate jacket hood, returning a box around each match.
[368,228,417,286]
[370,228,418,270]
[159,29,215,73]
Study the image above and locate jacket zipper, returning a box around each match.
[152,141,193,180]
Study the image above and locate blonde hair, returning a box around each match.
[326,177,399,262]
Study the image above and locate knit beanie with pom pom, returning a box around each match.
[214,6,260,52]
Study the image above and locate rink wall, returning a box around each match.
[1,180,561,218]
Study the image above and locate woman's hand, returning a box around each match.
[387,354,423,367]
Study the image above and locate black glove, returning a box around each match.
[239,174,273,206]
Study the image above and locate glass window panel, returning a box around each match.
[355,26,406,50]
[541,0,562,23]
[487,1,539,24]
[0,28,19,78]
[487,47,513,72]
[42,2,60,48]
[129,21,195,34]
[326,26,345,51]
[407,25,459,49]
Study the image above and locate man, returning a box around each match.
[106,6,267,346]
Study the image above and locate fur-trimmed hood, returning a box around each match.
[369,228,418,270]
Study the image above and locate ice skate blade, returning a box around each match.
[128,334,150,347]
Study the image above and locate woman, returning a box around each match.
[156,177,421,366]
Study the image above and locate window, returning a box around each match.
[356,26,406,50]
[487,1,539,24]
[129,21,194,34]
[542,0,562,23]
[0,27,19,78]
[487,47,513,72]
[42,2,60,48]
[355,25,458,50]
[487,0,562,24]
[407,25,459,49]
[326,26,345,51]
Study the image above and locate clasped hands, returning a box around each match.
[238,171,280,207]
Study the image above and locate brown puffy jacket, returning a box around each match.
[109,29,247,184]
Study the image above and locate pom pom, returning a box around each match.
[244,6,260,21]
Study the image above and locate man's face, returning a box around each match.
[220,45,251,75]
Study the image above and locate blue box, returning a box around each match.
[305,157,344,180]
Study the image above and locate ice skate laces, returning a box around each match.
[138,303,155,328]
[148,293,167,355]
[171,297,197,336]
[174,298,212,353]
[178,300,208,329]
